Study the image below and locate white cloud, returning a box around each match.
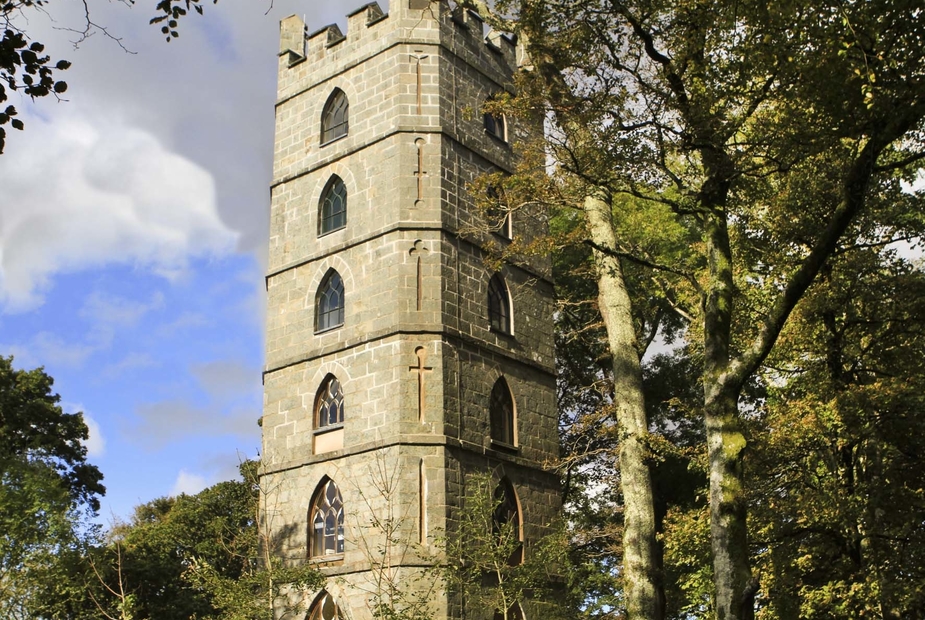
[83,413,106,458]
[0,111,237,312]
[3,331,99,368]
[129,399,259,449]
[171,469,209,496]
[100,352,158,379]
[80,291,165,328]
[192,359,261,402]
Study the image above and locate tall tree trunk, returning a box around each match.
[702,209,755,620]
[704,387,754,620]
[585,188,665,620]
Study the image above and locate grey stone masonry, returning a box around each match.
[262,2,560,618]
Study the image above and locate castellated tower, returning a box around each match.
[260,1,559,618]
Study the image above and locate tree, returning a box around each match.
[549,201,695,619]
[455,1,925,617]
[349,450,442,620]
[467,74,674,620]
[442,471,570,620]
[183,460,325,620]
[26,460,324,620]
[0,21,70,153]
[747,239,925,618]
[103,460,324,620]
[0,355,104,618]
[0,0,208,154]
[0,355,104,505]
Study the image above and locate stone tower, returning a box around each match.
[260,1,559,618]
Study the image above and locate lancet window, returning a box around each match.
[315,375,344,428]
[483,108,506,142]
[487,185,512,239]
[489,377,516,446]
[319,175,347,235]
[310,478,345,558]
[308,591,344,620]
[321,88,349,144]
[492,478,523,566]
[488,273,512,335]
[316,269,345,332]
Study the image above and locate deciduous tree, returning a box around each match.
[459,1,925,618]
[0,356,104,619]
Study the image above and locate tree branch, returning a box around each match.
[730,100,925,387]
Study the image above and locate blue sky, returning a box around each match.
[0,0,371,522]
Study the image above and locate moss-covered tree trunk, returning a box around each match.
[585,188,665,620]
[701,201,756,620]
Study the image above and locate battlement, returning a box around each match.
[279,0,523,77]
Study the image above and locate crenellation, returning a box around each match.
[279,14,306,63]
[347,1,387,28]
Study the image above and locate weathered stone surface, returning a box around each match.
[262,3,558,618]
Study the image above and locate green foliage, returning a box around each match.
[185,556,322,620]
[0,12,71,153]
[0,357,104,619]
[25,460,323,619]
[0,355,105,508]
[748,242,925,619]
[477,0,925,615]
[442,471,571,620]
[101,460,325,620]
[662,505,713,619]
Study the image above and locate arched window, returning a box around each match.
[493,478,523,566]
[315,375,344,428]
[321,88,349,144]
[316,270,345,332]
[318,175,347,235]
[487,273,511,334]
[484,108,506,142]
[310,478,345,558]
[490,377,515,446]
[308,591,344,620]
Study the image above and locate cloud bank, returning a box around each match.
[0,112,236,311]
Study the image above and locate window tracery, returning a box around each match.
[321,88,349,144]
[319,175,347,235]
[316,270,345,332]
[315,375,344,427]
[310,479,345,558]
[308,591,344,620]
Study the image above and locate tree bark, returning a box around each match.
[703,385,755,620]
[584,188,665,620]
[701,202,756,620]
